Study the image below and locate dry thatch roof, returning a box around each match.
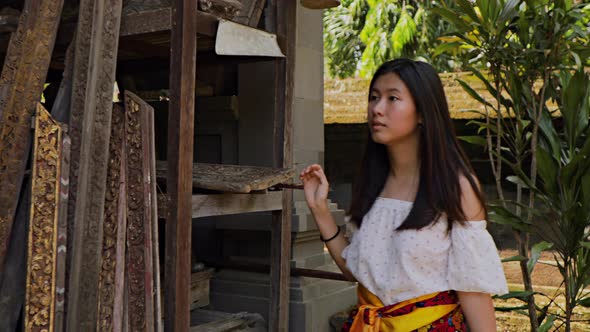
[324,72,557,124]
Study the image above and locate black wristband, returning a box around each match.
[320,225,341,243]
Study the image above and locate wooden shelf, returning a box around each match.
[158,191,283,218]
[120,8,219,38]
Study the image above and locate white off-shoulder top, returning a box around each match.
[341,197,509,306]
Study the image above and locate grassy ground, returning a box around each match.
[496,250,590,331]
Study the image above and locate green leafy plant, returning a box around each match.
[434,0,590,330]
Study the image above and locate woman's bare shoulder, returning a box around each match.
[459,174,485,221]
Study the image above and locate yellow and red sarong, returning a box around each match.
[342,285,465,332]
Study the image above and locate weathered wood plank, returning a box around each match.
[96,104,127,332]
[124,91,156,332]
[0,0,64,274]
[157,192,283,218]
[66,0,123,330]
[120,7,218,37]
[233,0,266,27]
[0,179,30,332]
[24,104,63,332]
[197,0,242,20]
[166,0,197,330]
[156,162,294,193]
[50,35,75,124]
[268,0,296,330]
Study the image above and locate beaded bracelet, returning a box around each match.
[320,225,341,243]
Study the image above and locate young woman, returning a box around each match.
[300,59,508,331]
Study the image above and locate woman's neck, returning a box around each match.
[386,134,420,178]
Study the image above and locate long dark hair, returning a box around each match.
[348,58,487,230]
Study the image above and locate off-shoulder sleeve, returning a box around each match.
[447,220,509,295]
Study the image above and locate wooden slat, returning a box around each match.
[166,0,197,330]
[147,97,163,332]
[157,192,283,218]
[268,0,296,330]
[96,104,127,332]
[124,91,156,332]
[25,104,63,332]
[54,129,71,332]
[0,0,64,274]
[66,0,123,330]
[156,162,294,193]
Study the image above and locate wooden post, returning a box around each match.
[0,0,64,274]
[269,0,296,331]
[66,0,123,330]
[165,0,197,331]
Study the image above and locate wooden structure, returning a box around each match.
[0,0,298,330]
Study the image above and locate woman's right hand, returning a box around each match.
[299,164,329,215]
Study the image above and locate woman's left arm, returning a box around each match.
[457,174,499,331]
[457,291,497,331]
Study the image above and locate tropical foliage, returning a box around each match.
[434,0,590,331]
[323,0,460,78]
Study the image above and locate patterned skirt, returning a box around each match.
[341,285,466,332]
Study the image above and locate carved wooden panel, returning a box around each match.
[97,104,127,332]
[66,0,123,330]
[24,104,63,332]
[124,91,155,332]
[156,162,294,193]
[0,0,64,273]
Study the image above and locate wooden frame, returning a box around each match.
[24,105,64,332]
[124,91,157,332]
[96,104,127,332]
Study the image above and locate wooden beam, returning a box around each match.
[65,0,123,330]
[268,0,296,331]
[157,192,283,218]
[165,0,197,331]
[0,0,64,274]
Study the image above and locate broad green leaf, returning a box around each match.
[458,135,487,146]
[488,204,531,232]
[457,79,494,108]
[578,297,590,307]
[494,290,537,301]
[501,255,527,262]
[494,305,529,312]
[536,147,558,193]
[528,241,554,275]
[538,315,556,332]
